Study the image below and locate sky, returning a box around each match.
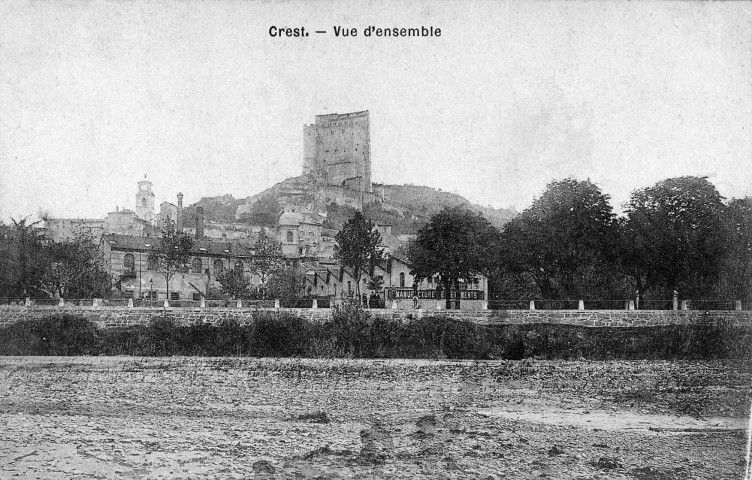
[1,0,750,220]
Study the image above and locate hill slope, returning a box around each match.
[187,175,516,234]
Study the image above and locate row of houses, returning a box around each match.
[99,234,489,310]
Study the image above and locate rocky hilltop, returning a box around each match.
[185,175,516,235]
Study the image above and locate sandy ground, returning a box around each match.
[0,356,749,479]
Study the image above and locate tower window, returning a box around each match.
[399,272,405,288]
[286,231,293,243]
[213,259,224,274]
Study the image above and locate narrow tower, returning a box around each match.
[135,177,156,225]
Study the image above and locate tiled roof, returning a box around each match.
[102,234,259,257]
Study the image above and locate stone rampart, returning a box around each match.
[0,306,750,329]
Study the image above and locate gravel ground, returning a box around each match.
[0,356,749,479]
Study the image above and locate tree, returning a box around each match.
[252,235,283,298]
[334,211,385,302]
[148,219,194,301]
[38,228,111,298]
[717,197,752,304]
[500,178,620,300]
[0,218,47,298]
[240,195,281,227]
[622,176,727,301]
[216,268,250,299]
[267,265,306,307]
[408,206,499,309]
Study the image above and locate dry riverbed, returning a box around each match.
[0,356,749,479]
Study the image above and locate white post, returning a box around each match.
[736,300,742,311]
[92,298,100,308]
[672,291,679,311]
[164,299,169,308]
[436,302,442,310]
[200,297,206,308]
[58,297,65,307]
[236,299,242,308]
[628,300,635,311]
[128,298,134,308]
[24,297,30,307]
[681,300,688,311]
[275,299,280,309]
[529,300,535,310]
[578,300,585,311]
[391,300,398,310]
[482,301,488,310]
[312,298,318,309]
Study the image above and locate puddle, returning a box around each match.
[478,407,749,434]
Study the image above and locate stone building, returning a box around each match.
[101,233,266,301]
[300,252,489,311]
[42,218,105,243]
[302,111,372,194]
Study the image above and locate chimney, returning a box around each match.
[176,193,183,232]
[195,206,204,239]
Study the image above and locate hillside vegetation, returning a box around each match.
[187,175,516,234]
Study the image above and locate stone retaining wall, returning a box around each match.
[0,306,750,329]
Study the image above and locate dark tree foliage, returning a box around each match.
[408,206,499,309]
[715,197,752,304]
[252,235,283,298]
[0,218,47,297]
[240,195,282,227]
[500,178,620,300]
[622,176,727,300]
[216,268,250,299]
[148,219,194,301]
[334,211,384,301]
[39,229,111,298]
[267,265,306,307]
[0,220,110,299]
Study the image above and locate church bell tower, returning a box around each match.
[135,176,156,225]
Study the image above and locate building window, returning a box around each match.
[234,261,243,273]
[171,292,180,300]
[213,259,224,274]
[399,272,405,288]
[147,256,157,271]
[193,293,201,301]
[286,231,293,243]
[192,257,202,274]
[123,254,135,274]
[428,277,433,285]
[347,281,352,295]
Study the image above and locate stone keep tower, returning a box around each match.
[302,111,372,193]
[135,177,156,224]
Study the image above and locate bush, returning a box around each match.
[0,312,750,360]
[0,315,98,356]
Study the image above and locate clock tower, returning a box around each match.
[135,177,156,225]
